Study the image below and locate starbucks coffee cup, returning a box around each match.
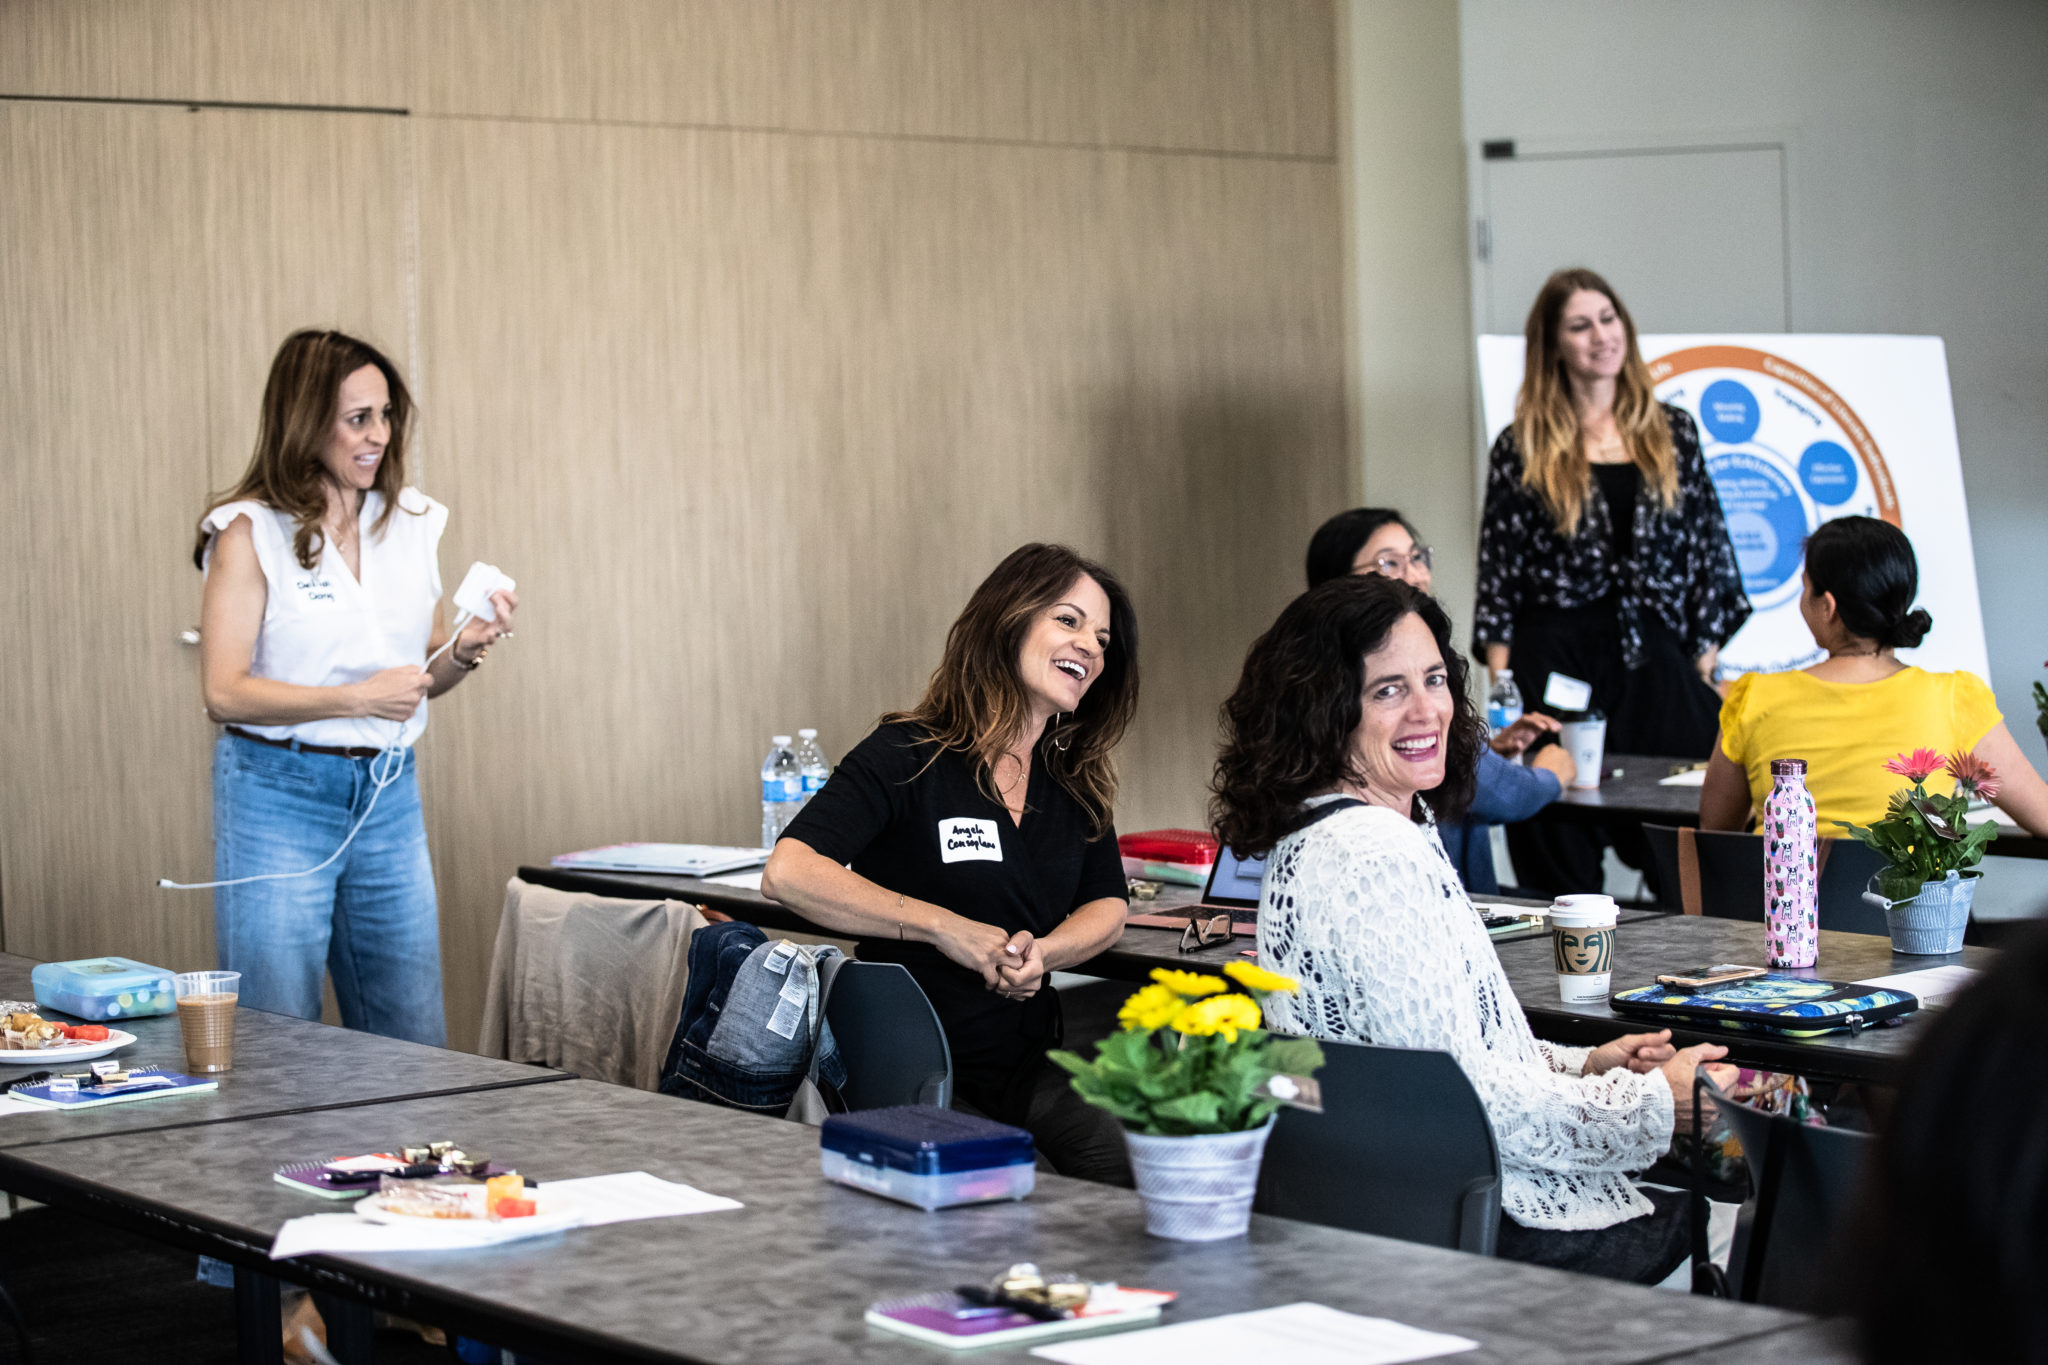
[1549,894,1619,1004]
[1558,712,1607,790]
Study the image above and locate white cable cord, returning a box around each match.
[157,613,474,891]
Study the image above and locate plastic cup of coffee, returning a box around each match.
[174,971,240,1074]
[1549,895,1619,1004]
[1558,713,1607,790]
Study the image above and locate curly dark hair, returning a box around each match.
[1210,575,1482,857]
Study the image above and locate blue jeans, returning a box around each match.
[212,732,446,1045]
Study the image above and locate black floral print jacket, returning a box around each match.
[1473,403,1750,670]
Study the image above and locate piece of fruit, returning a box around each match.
[495,1198,536,1218]
[63,1025,110,1042]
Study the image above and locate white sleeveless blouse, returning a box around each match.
[201,488,448,750]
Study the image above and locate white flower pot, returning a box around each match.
[1122,1117,1275,1241]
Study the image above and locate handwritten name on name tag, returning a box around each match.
[938,817,1003,863]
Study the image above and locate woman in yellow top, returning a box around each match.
[1701,517,2048,834]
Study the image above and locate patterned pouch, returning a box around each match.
[1609,972,1917,1037]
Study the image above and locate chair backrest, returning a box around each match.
[1704,1076,1874,1311]
[820,961,953,1111]
[1642,824,1890,934]
[1254,1038,1502,1255]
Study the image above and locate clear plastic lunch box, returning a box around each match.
[31,957,179,1021]
[820,1105,1036,1210]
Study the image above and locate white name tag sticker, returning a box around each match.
[1542,671,1594,712]
[938,817,1003,863]
[293,574,341,606]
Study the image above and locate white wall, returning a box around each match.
[1459,0,2048,776]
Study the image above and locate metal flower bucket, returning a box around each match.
[1122,1116,1276,1241]
[1863,869,1979,955]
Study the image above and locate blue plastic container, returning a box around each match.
[31,957,178,1021]
[820,1104,1036,1209]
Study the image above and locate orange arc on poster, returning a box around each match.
[1647,345,1901,528]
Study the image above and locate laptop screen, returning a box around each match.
[1204,844,1268,908]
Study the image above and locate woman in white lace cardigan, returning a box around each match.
[1211,574,1734,1283]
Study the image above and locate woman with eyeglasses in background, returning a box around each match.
[1306,507,1572,894]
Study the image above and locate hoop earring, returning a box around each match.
[1051,712,1073,753]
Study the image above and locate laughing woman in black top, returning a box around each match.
[763,544,1137,1183]
[1474,268,1749,893]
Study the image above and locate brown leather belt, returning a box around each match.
[225,725,383,761]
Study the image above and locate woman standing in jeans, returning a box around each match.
[1473,268,1749,894]
[192,329,516,1043]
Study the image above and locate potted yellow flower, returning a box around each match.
[1047,962,1323,1241]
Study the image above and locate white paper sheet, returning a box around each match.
[270,1172,740,1258]
[701,869,764,890]
[0,1096,44,1120]
[542,1171,743,1224]
[1658,768,1707,787]
[1029,1303,1479,1365]
[1856,965,1980,1009]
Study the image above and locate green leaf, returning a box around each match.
[1151,1091,1224,1131]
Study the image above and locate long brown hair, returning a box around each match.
[886,544,1140,838]
[194,329,416,570]
[1512,267,1677,537]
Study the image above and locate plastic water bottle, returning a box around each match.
[793,728,830,805]
[1763,758,1819,968]
[760,736,802,846]
[1487,669,1524,735]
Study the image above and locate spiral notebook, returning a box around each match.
[7,1066,217,1110]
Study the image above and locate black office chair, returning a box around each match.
[1643,824,1890,934]
[1692,1073,1873,1310]
[819,961,953,1110]
[1254,1038,1502,1255]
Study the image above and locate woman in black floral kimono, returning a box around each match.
[1474,267,1749,893]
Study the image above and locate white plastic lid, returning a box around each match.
[1548,893,1618,927]
[771,735,792,746]
[798,728,817,738]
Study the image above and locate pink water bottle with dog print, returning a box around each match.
[1763,759,1819,968]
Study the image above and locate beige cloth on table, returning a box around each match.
[477,876,709,1091]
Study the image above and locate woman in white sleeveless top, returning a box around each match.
[191,330,516,1043]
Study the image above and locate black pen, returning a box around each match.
[0,1071,52,1094]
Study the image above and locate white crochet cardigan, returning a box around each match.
[1257,799,1674,1231]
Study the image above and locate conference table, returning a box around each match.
[521,862,1977,1088]
[1550,752,2046,859]
[0,1076,1840,1365]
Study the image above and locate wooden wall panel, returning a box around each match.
[412,120,1345,1044]
[0,1,413,111]
[0,103,214,967]
[0,102,409,968]
[0,1,1335,158]
[411,0,1336,157]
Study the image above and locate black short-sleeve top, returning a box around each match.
[776,720,1126,1084]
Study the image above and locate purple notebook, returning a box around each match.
[864,1289,1171,1350]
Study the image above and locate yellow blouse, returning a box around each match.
[1718,667,2003,829]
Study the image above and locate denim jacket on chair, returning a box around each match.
[658,919,846,1114]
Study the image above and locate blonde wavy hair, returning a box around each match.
[1512,268,1677,537]
[194,329,416,570]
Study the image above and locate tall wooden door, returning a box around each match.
[0,101,409,971]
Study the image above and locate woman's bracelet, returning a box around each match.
[453,642,488,671]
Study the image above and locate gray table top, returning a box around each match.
[0,954,566,1149]
[1647,1317,1860,1363]
[0,1078,1812,1365]
[1492,914,1992,1085]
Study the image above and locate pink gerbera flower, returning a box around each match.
[1884,749,1945,784]
[1945,749,2001,801]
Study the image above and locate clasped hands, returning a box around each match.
[941,919,1045,1001]
[1582,1028,1738,1127]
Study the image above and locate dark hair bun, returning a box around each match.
[1888,607,1933,650]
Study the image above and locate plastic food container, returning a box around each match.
[820,1105,1036,1210]
[31,957,179,1021]
[1117,829,1219,887]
